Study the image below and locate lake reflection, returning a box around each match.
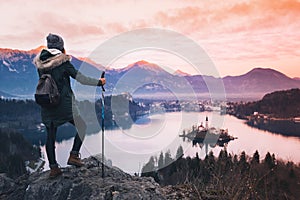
[41,112,300,174]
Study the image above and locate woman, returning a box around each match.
[34,33,106,178]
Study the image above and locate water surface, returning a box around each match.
[41,112,300,174]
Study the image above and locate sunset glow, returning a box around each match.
[1,0,299,77]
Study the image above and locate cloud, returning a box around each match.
[106,22,128,33]
[154,6,211,35]
[154,0,300,35]
[151,0,300,69]
[34,12,104,38]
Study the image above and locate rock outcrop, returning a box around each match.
[0,156,196,200]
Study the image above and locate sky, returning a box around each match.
[1,0,300,77]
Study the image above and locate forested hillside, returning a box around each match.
[229,88,300,118]
[142,148,300,199]
[0,95,149,144]
[0,128,40,178]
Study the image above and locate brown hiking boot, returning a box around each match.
[67,153,84,167]
[49,167,62,179]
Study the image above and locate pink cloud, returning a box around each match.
[153,0,300,35]
[106,22,127,33]
[36,12,104,38]
[1,0,300,77]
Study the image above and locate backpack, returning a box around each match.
[35,73,61,107]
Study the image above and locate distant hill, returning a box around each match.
[259,88,300,118]
[223,68,300,96]
[232,88,300,118]
[77,57,105,70]
[1,47,300,99]
[173,69,190,76]
[111,60,191,95]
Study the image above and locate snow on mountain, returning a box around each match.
[2,60,19,73]
[173,69,190,76]
[119,60,169,75]
[2,60,10,67]
[0,48,39,95]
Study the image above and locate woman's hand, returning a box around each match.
[99,78,106,86]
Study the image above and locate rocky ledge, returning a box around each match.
[0,156,197,200]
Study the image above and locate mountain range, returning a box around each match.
[1,47,300,100]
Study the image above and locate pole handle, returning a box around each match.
[101,71,105,92]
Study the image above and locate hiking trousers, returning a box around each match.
[45,115,87,168]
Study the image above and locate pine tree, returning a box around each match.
[141,156,159,182]
[175,145,184,159]
[141,156,155,174]
[239,151,249,174]
[164,150,173,167]
[205,151,215,170]
[158,152,164,169]
[195,152,200,160]
[264,152,275,169]
[233,154,238,164]
[251,150,260,164]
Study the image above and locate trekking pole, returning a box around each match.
[100,71,105,178]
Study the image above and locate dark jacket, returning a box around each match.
[34,49,101,128]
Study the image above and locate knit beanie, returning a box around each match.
[46,33,64,51]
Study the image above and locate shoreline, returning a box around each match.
[231,114,300,138]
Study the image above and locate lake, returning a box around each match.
[41,112,300,174]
